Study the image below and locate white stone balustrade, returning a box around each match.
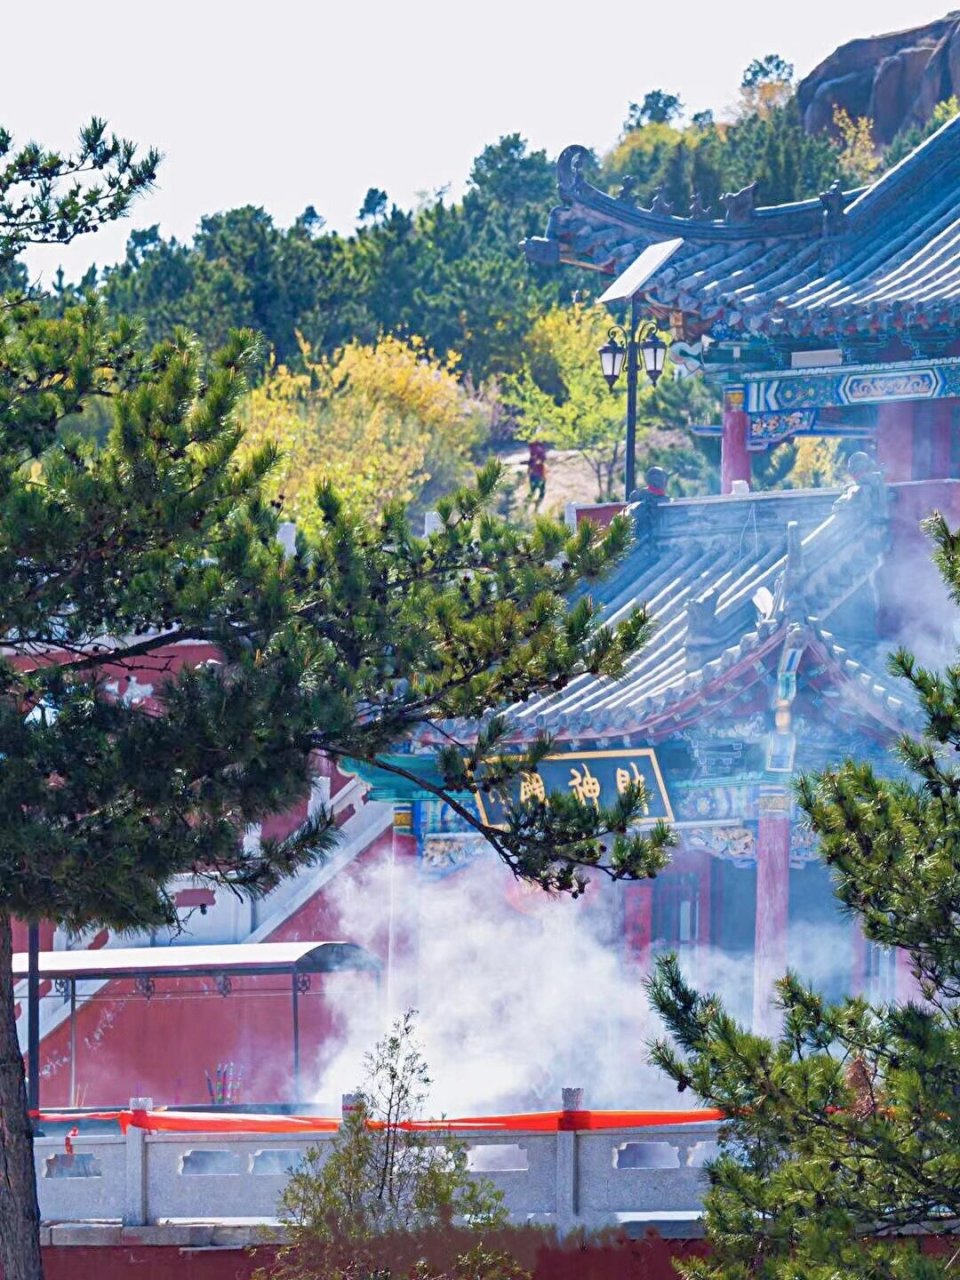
[34,1114,719,1235]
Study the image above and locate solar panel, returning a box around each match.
[597,238,684,305]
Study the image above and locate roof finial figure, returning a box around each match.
[557,144,592,199]
[650,186,674,216]
[689,190,712,220]
[819,178,846,236]
[631,466,670,551]
[833,451,887,518]
[721,181,759,224]
[617,175,639,205]
[773,521,806,622]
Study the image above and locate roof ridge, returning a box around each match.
[554,145,839,245]
[845,112,960,227]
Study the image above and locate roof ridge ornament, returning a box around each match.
[819,179,846,237]
[833,451,888,520]
[772,522,806,623]
[617,175,639,205]
[557,144,592,201]
[689,191,713,220]
[720,181,758,224]
[685,588,722,668]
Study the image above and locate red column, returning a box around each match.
[721,387,751,494]
[753,795,791,1036]
[932,399,953,479]
[876,400,916,481]
[623,883,653,970]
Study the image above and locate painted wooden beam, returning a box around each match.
[745,355,960,414]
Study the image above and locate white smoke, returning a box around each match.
[306,844,860,1116]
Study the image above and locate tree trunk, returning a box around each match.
[0,913,44,1280]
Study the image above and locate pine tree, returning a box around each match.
[0,126,668,1280]
[663,142,694,217]
[647,517,960,1279]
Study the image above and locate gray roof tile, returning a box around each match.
[512,488,894,740]
[528,116,960,338]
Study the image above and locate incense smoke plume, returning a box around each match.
[308,846,858,1115]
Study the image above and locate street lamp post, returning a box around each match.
[597,296,667,499]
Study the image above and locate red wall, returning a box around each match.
[22,1228,960,1280]
[28,1233,956,1280]
[33,1234,706,1280]
[573,503,628,529]
[35,826,394,1108]
[40,1247,276,1280]
[876,479,960,647]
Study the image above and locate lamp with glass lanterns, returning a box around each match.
[597,313,667,497]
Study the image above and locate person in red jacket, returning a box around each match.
[528,440,548,506]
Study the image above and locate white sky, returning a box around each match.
[6,0,954,284]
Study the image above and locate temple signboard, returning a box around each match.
[475,748,674,829]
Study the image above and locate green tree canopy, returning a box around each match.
[0,121,673,1280]
[602,98,841,214]
[626,91,685,128]
[92,134,563,387]
[742,54,795,90]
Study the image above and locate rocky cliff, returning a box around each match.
[798,12,960,143]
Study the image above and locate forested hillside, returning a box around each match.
[48,54,960,514]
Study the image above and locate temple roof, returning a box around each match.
[505,484,915,743]
[525,115,960,341]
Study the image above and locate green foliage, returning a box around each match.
[646,520,960,1277]
[95,208,348,368]
[507,303,632,499]
[742,55,795,90]
[299,461,673,894]
[57,83,851,413]
[884,97,960,169]
[641,373,722,494]
[359,188,388,224]
[0,120,670,1280]
[507,304,720,499]
[1,272,666,928]
[43,65,958,441]
[283,1012,507,1237]
[626,91,684,129]
[1,298,666,913]
[263,1012,530,1280]
[602,97,840,216]
[91,134,563,386]
[0,119,158,267]
[0,313,332,928]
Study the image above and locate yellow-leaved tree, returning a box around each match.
[602,120,686,190]
[787,436,845,489]
[239,335,490,530]
[833,107,881,186]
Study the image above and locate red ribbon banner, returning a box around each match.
[32,1107,725,1134]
